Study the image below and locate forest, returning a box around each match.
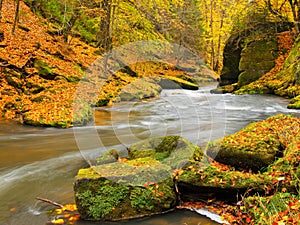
[0,0,300,225]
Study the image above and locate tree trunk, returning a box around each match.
[32,0,38,14]
[63,8,79,43]
[0,0,3,20]
[97,0,112,52]
[288,0,299,36]
[12,0,20,33]
[215,9,225,72]
[209,0,215,70]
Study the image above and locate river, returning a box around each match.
[0,84,299,225]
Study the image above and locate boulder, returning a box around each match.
[74,136,201,221]
[219,22,291,87]
[127,136,203,171]
[206,114,300,172]
[219,34,242,86]
[159,76,198,90]
[238,39,277,87]
[119,77,162,101]
[74,166,176,221]
[178,161,272,202]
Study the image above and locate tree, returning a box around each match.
[286,0,300,35]
[62,5,80,43]
[265,0,300,36]
[97,0,113,52]
[0,0,3,20]
[12,0,20,33]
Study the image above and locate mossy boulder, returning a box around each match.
[234,31,300,101]
[74,166,176,221]
[119,78,162,101]
[127,136,200,166]
[219,22,291,87]
[159,76,198,90]
[219,34,243,86]
[288,95,300,109]
[206,114,300,172]
[74,136,202,221]
[210,83,238,94]
[238,39,277,87]
[34,59,56,80]
[266,134,300,192]
[178,161,273,202]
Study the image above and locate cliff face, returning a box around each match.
[238,39,277,87]
[216,21,300,109]
[219,22,291,87]
[234,31,300,109]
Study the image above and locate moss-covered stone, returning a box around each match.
[162,76,198,90]
[178,161,272,201]
[288,95,300,109]
[266,134,300,192]
[219,22,291,87]
[34,59,56,80]
[238,39,277,87]
[74,164,177,221]
[206,114,300,172]
[119,78,162,101]
[235,31,300,104]
[127,136,200,168]
[96,149,119,165]
[74,136,204,221]
[219,34,242,86]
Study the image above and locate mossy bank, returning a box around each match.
[74,115,300,223]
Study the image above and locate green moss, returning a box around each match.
[179,163,271,190]
[130,179,176,211]
[96,97,110,107]
[75,179,130,220]
[74,166,176,220]
[34,59,54,79]
[127,136,199,168]
[267,135,300,192]
[127,136,181,159]
[207,114,300,172]
[77,168,101,179]
[238,70,264,87]
[242,193,300,224]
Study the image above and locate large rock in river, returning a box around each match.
[119,77,162,101]
[206,114,300,172]
[74,136,201,221]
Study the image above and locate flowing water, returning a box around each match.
[0,84,299,225]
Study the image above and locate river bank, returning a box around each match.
[73,113,300,225]
[0,0,217,129]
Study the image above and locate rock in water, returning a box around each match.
[74,136,201,221]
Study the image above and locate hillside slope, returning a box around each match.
[0,0,215,128]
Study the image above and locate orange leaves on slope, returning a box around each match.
[0,0,100,126]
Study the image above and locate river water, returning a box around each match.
[0,85,299,225]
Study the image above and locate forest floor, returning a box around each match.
[0,0,214,128]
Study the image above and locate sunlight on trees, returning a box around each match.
[3,0,300,70]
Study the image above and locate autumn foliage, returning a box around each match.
[0,0,200,128]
